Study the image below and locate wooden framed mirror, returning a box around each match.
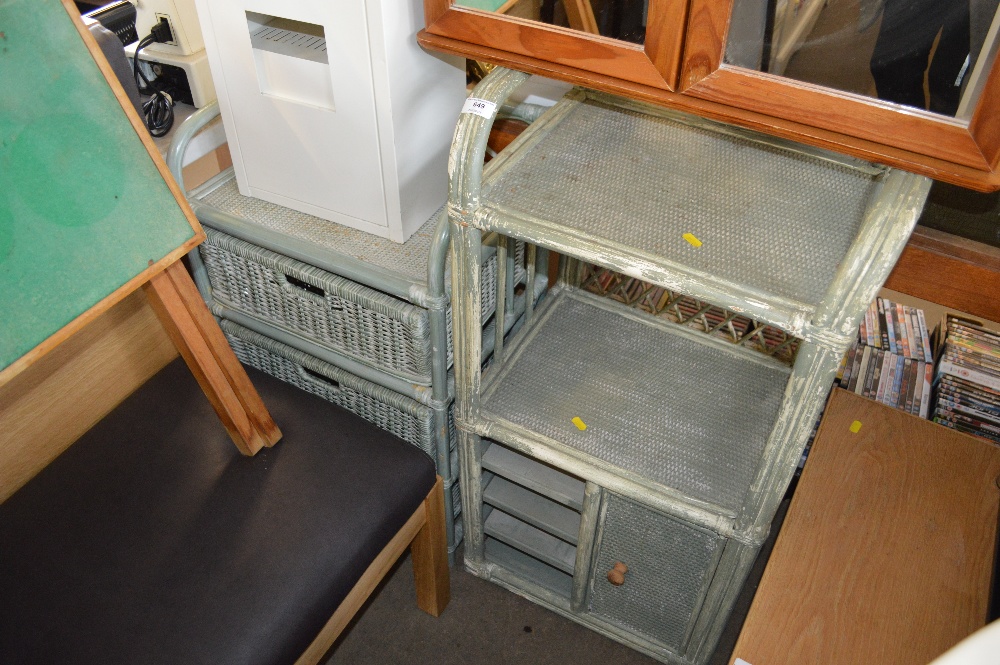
[421,0,689,90]
[419,0,1000,191]
[681,0,1000,191]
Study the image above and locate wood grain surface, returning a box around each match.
[422,0,685,91]
[885,227,1000,324]
[0,292,177,503]
[729,389,1000,665]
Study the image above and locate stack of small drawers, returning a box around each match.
[182,166,540,558]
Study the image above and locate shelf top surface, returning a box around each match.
[195,173,441,285]
[482,288,790,513]
[481,92,886,310]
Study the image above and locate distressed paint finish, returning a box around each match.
[168,107,480,558]
[446,67,931,664]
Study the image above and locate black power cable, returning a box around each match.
[133,20,175,137]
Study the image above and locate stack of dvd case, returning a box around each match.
[932,316,1000,443]
[837,297,935,417]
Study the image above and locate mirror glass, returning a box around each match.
[724,0,1000,119]
[453,0,648,44]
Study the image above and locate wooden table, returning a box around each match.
[1,0,278,456]
[729,389,1000,665]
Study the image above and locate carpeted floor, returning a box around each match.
[324,502,788,665]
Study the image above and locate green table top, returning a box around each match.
[0,0,197,373]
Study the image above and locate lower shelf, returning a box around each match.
[481,286,791,514]
[484,537,574,600]
[484,508,577,574]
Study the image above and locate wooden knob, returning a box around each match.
[607,561,628,586]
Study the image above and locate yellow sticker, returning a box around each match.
[850,420,862,433]
[683,233,702,247]
[572,417,587,431]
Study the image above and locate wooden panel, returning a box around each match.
[417,30,1000,192]
[682,68,990,171]
[680,0,1000,182]
[0,0,203,380]
[0,291,177,504]
[885,227,1000,323]
[422,0,687,91]
[730,389,1000,665]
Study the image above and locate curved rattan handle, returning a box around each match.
[606,561,629,586]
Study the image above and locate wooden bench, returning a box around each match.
[0,357,449,664]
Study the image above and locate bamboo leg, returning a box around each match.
[144,260,281,455]
[411,476,451,617]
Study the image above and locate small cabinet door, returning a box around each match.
[586,493,724,655]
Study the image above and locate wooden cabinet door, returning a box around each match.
[420,0,689,91]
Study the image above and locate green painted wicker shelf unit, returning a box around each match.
[448,69,931,664]
[167,104,547,558]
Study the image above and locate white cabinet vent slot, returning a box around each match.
[251,24,328,64]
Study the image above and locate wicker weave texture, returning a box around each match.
[204,230,432,378]
[484,290,789,512]
[485,96,880,306]
[220,320,457,463]
[589,494,722,651]
[202,229,503,381]
[200,177,436,282]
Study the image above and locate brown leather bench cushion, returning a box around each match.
[0,358,436,664]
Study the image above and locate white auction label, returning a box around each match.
[462,97,498,119]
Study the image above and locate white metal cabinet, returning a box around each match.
[193,0,465,242]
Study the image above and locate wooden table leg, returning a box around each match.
[144,260,281,455]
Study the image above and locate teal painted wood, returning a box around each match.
[448,66,932,664]
[0,0,196,371]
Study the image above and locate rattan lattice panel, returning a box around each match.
[484,289,789,512]
[484,94,882,307]
[221,320,456,465]
[201,229,501,382]
[580,265,800,364]
[204,229,434,379]
[198,174,528,288]
[201,176,434,282]
[589,494,722,651]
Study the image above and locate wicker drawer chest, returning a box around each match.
[168,104,545,557]
[447,69,932,664]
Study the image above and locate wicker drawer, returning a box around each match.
[587,494,724,654]
[220,319,456,471]
[202,228,505,383]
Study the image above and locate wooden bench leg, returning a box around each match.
[411,476,451,617]
[144,260,281,455]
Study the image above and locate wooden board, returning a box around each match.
[0,0,202,379]
[0,291,176,503]
[729,389,1000,665]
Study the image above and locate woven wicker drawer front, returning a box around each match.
[204,229,431,379]
[220,319,459,464]
[589,494,723,652]
[202,229,505,382]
